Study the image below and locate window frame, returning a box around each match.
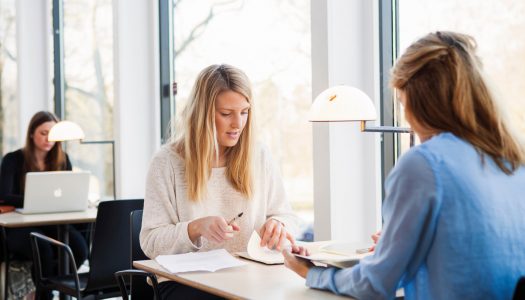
[159,0,174,144]
[52,0,64,118]
[379,0,400,200]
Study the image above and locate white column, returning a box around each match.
[113,0,161,199]
[311,0,381,242]
[16,0,51,145]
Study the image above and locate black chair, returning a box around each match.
[514,276,525,300]
[115,209,160,299]
[30,199,143,299]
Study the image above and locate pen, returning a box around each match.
[228,212,243,225]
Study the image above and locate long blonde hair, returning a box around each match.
[174,64,254,201]
[391,31,525,174]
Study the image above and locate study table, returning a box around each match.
[0,208,97,299]
[134,258,351,300]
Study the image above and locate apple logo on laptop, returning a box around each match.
[53,188,63,198]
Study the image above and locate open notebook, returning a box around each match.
[237,231,374,267]
[236,231,285,264]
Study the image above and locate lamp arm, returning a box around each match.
[80,140,115,145]
[360,120,411,133]
[79,140,116,200]
[360,121,415,147]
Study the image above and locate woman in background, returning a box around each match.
[283,31,525,299]
[0,111,89,300]
[141,64,299,299]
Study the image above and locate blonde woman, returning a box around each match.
[141,64,298,299]
[283,31,525,299]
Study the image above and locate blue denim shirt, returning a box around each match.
[306,133,525,300]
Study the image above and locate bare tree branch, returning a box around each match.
[175,9,215,54]
[64,83,98,99]
[173,0,182,10]
[175,0,245,56]
[0,47,16,62]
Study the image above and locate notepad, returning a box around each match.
[236,231,287,264]
[320,242,372,256]
[294,242,373,268]
[155,249,246,273]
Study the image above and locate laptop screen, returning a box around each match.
[19,171,90,214]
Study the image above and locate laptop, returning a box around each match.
[17,171,90,214]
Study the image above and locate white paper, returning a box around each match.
[320,242,372,256]
[243,230,285,264]
[293,241,373,268]
[155,249,246,273]
[294,250,370,262]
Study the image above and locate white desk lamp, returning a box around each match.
[48,121,116,200]
[308,86,413,254]
[309,85,414,146]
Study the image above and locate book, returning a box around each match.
[0,205,15,214]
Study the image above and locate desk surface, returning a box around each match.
[0,208,97,227]
[134,258,350,300]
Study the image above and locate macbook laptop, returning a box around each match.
[17,171,90,214]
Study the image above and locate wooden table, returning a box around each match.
[0,209,97,299]
[0,209,97,228]
[134,258,351,300]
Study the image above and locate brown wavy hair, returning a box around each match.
[174,64,254,201]
[391,31,524,174]
[22,111,68,189]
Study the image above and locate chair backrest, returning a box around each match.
[130,209,154,299]
[130,210,148,263]
[85,199,143,291]
[514,276,525,300]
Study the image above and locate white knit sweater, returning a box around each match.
[140,143,299,260]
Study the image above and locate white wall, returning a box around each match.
[16,0,51,145]
[113,0,161,199]
[311,0,382,242]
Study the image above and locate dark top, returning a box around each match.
[0,149,72,207]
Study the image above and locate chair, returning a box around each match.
[514,276,525,300]
[115,209,160,299]
[30,199,143,299]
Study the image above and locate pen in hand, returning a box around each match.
[228,212,243,225]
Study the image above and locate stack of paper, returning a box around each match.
[156,249,246,273]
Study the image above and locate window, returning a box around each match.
[61,0,115,200]
[172,0,313,222]
[0,0,18,156]
[397,0,525,153]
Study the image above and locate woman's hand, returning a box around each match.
[259,218,295,250]
[282,245,314,278]
[369,230,381,252]
[188,216,240,243]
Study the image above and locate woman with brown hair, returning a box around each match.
[283,31,525,299]
[1,111,70,201]
[0,111,88,299]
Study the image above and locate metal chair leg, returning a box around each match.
[2,227,9,300]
